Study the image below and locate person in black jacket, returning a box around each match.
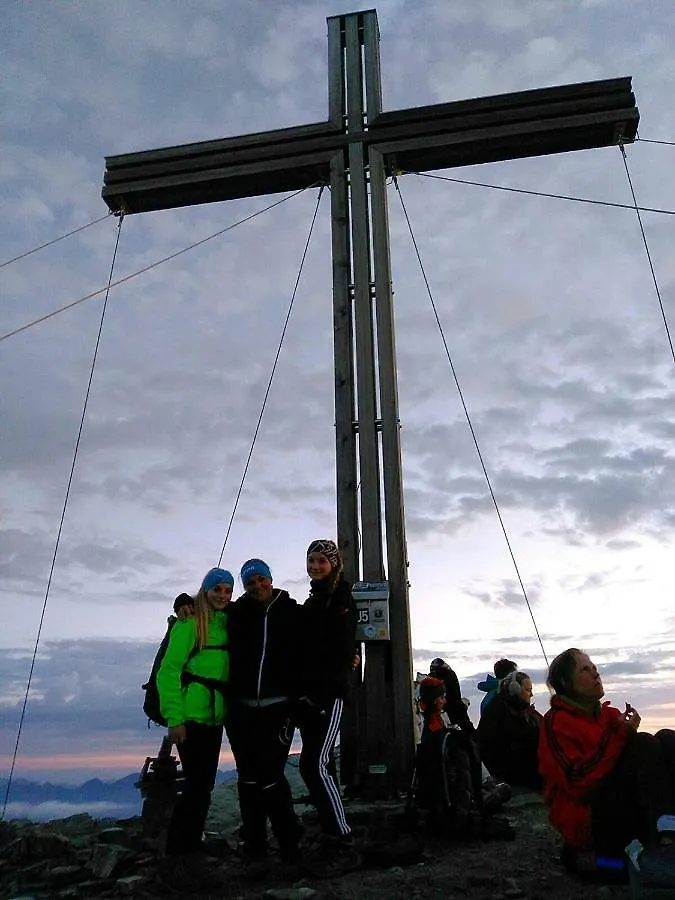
[477,670,543,790]
[173,592,195,619]
[297,539,358,874]
[227,558,302,867]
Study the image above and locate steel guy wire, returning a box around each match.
[2,215,125,821]
[393,175,549,668]
[216,186,326,566]
[0,185,321,344]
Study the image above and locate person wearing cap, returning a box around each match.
[477,658,518,715]
[173,592,196,620]
[296,539,358,876]
[156,567,232,864]
[227,558,302,869]
[428,659,484,806]
[415,676,482,832]
[418,676,448,735]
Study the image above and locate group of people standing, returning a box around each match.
[155,539,358,880]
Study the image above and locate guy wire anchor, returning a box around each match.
[136,735,185,846]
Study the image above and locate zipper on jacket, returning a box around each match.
[255,589,280,705]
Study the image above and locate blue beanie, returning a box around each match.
[240,558,272,585]
[201,568,234,593]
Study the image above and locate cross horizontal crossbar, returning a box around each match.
[102,77,638,214]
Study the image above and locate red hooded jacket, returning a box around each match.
[538,695,630,848]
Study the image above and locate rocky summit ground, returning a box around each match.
[0,759,642,899]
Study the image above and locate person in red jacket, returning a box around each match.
[539,647,675,858]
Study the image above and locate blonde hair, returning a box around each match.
[192,588,212,650]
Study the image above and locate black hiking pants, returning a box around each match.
[167,721,223,855]
[227,700,300,856]
[592,729,675,855]
[298,697,350,837]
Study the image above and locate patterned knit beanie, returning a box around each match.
[306,539,342,571]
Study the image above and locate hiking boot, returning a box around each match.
[480,814,515,841]
[239,843,270,880]
[275,848,303,883]
[560,845,628,884]
[202,836,233,859]
[303,834,361,879]
[154,854,223,893]
[279,843,301,865]
[482,781,512,813]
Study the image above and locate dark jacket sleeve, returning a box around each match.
[301,578,357,706]
[335,580,358,668]
[477,696,511,781]
[479,695,544,786]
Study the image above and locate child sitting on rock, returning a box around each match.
[414,677,478,834]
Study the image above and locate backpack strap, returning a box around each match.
[181,643,230,722]
[185,642,228,662]
[181,672,229,722]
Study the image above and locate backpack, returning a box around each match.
[142,614,229,727]
[142,616,187,726]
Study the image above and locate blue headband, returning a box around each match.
[201,568,234,593]
[240,558,272,585]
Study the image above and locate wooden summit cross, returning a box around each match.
[102,8,638,792]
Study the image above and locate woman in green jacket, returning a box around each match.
[157,567,232,856]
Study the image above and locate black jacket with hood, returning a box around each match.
[299,574,358,709]
[228,588,300,704]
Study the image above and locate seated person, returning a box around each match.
[477,670,542,790]
[415,677,476,830]
[477,658,517,715]
[539,647,675,858]
[429,658,475,733]
[423,669,484,808]
[418,676,447,735]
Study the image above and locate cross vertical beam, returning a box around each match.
[328,10,414,791]
[101,5,639,794]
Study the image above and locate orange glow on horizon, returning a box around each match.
[1,749,236,773]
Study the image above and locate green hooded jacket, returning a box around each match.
[156,610,229,727]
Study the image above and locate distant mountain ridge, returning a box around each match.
[1,769,236,821]
[0,773,140,805]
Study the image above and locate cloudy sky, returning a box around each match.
[2,0,675,787]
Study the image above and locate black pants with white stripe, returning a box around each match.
[298,697,350,837]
